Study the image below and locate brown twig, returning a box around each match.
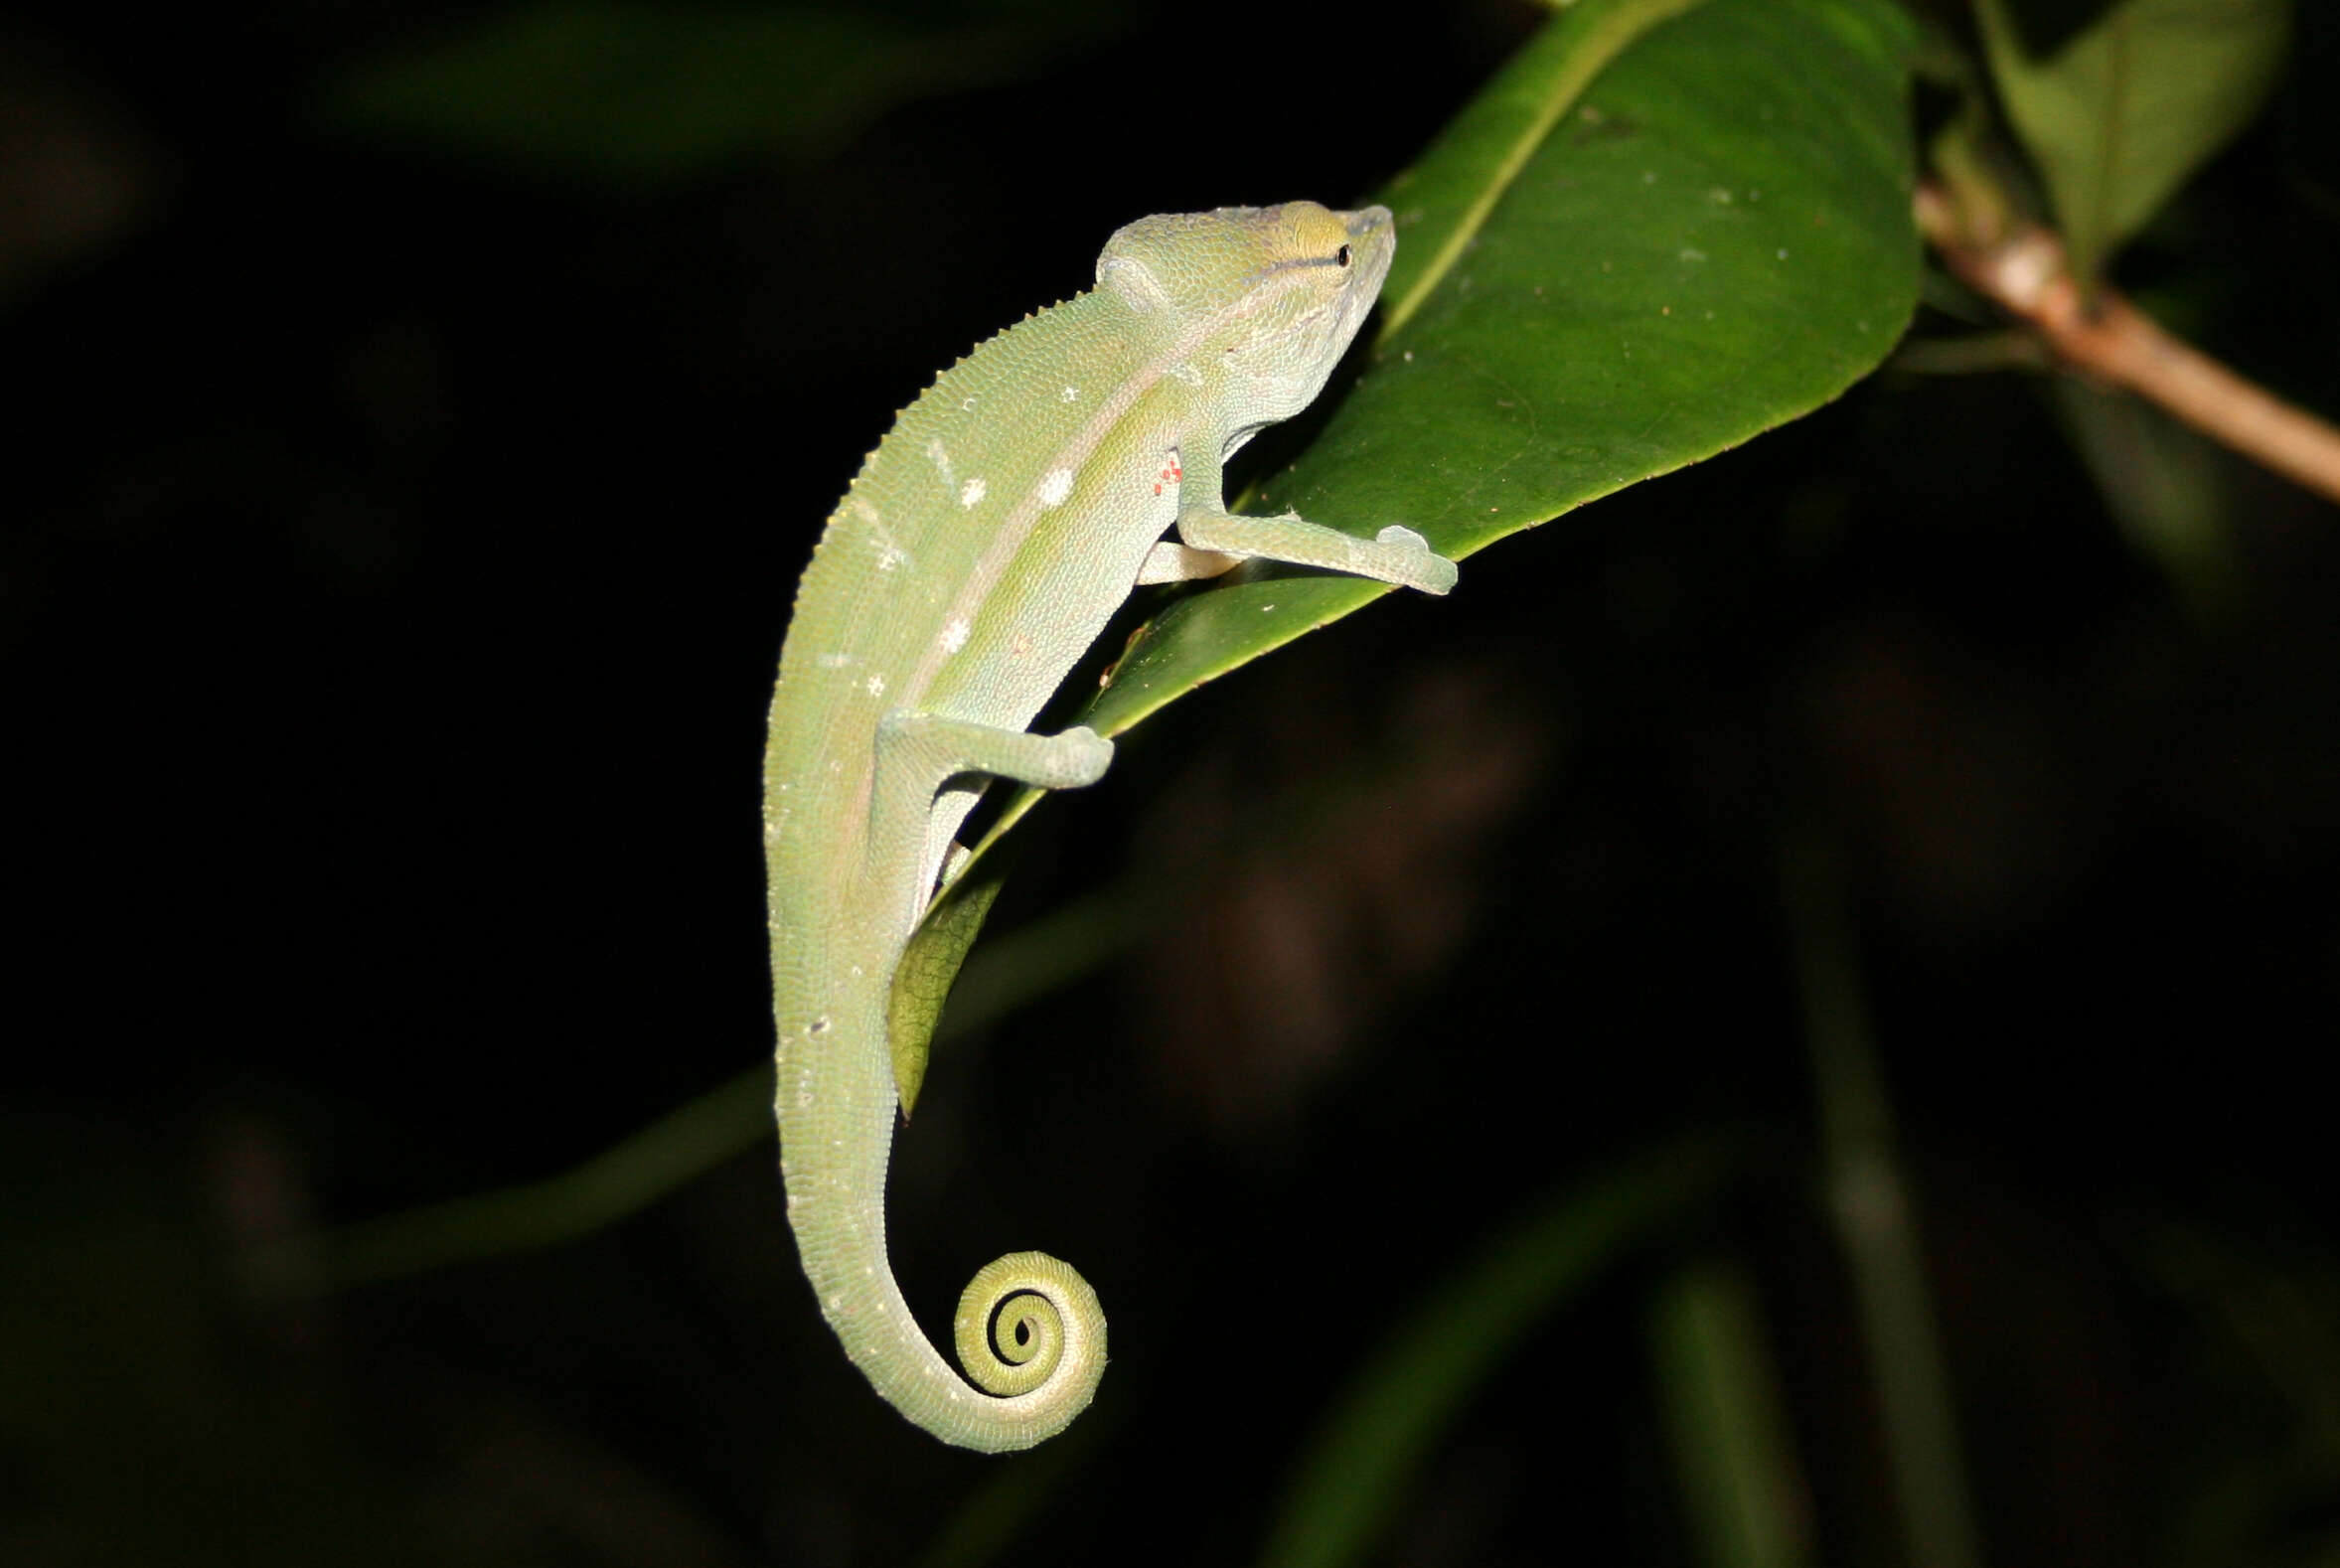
[1916,181,2340,507]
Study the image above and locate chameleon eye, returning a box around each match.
[1335,243,1352,268]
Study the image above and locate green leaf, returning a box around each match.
[1974,0,2290,281]
[939,0,1918,890]
[889,862,1008,1115]
[2050,374,2235,615]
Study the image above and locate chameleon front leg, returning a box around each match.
[1148,446,1459,596]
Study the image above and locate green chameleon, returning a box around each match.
[764,201,1458,1451]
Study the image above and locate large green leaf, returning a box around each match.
[1975,0,2290,282]
[921,0,1917,946]
[1088,0,1916,740]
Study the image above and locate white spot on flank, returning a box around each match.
[1039,467,1074,507]
[925,438,954,486]
[1060,385,1079,401]
[940,617,971,655]
[960,476,987,508]
[816,652,854,669]
[1170,361,1203,387]
[857,506,909,571]
[865,674,885,698]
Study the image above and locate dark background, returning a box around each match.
[5,1,2338,1564]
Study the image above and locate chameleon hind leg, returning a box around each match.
[868,713,1114,1107]
[870,712,1114,909]
[874,712,1114,798]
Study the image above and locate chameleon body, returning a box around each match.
[763,202,1456,1451]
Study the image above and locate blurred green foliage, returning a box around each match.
[1974,0,2289,283]
[317,0,1118,183]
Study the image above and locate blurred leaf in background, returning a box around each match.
[317,0,1119,183]
[1973,0,2290,281]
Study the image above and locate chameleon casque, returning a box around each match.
[764,201,1458,1451]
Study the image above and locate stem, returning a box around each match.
[276,882,1146,1293]
[1781,840,1981,1568]
[1916,182,2340,505]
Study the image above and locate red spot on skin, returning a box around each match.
[1151,461,1184,497]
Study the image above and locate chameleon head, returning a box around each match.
[1097,201,1396,424]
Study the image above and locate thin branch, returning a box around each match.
[1916,181,2340,506]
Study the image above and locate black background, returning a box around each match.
[6,1,2339,1564]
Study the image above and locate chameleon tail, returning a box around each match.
[776,978,1106,1452]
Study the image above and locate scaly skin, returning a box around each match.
[764,203,1454,1450]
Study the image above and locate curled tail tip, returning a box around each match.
[943,1250,1108,1450]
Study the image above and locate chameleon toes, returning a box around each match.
[1051,725,1115,786]
[1375,526,1459,596]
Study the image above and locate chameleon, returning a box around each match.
[763,200,1457,1452]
